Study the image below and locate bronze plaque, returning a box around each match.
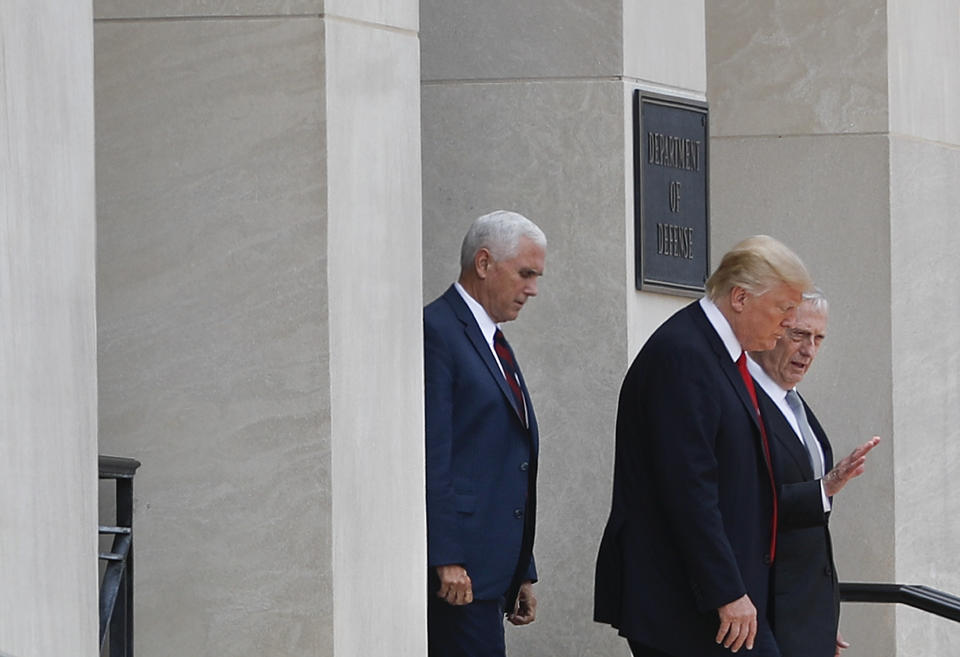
[635,92,709,295]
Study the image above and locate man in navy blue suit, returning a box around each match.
[424,210,546,657]
[595,235,813,657]
[748,292,879,657]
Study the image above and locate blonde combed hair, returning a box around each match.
[705,235,812,301]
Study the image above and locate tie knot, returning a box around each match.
[736,351,750,377]
[785,389,802,409]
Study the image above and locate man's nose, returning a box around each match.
[525,278,539,297]
[800,335,820,355]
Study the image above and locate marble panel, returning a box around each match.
[95,0,416,31]
[706,0,888,137]
[422,78,630,657]
[94,0,324,19]
[324,17,427,657]
[0,2,99,655]
[420,0,621,81]
[95,17,331,657]
[624,0,707,94]
[888,0,960,146]
[620,86,693,357]
[889,136,960,655]
[710,133,895,657]
[325,0,418,32]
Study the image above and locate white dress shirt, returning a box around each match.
[454,282,503,376]
[747,355,831,511]
[455,282,528,424]
[698,297,742,363]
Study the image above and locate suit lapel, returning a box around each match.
[756,387,815,479]
[800,394,834,471]
[688,303,761,431]
[515,360,537,442]
[688,303,779,484]
[442,286,527,425]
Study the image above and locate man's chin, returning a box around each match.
[751,337,779,351]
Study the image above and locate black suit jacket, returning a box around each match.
[594,301,780,657]
[424,285,538,609]
[756,387,839,657]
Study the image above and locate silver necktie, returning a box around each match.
[785,389,824,479]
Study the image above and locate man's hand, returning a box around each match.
[835,630,850,657]
[507,581,537,625]
[435,564,473,606]
[824,436,880,497]
[716,594,757,653]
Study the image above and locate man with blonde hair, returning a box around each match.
[595,236,813,657]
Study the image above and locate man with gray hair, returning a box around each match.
[748,291,879,657]
[595,235,812,657]
[424,210,546,656]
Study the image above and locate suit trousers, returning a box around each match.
[428,596,506,657]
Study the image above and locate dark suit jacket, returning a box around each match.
[424,285,538,606]
[756,387,839,657]
[594,301,780,657]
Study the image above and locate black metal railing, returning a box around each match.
[840,582,960,623]
[99,455,141,657]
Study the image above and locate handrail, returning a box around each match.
[99,455,141,657]
[840,582,960,623]
[99,455,141,480]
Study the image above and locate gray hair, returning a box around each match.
[459,210,547,272]
[802,288,829,315]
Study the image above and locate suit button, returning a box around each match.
[763,554,771,566]
[520,462,529,471]
[824,566,832,577]
[513,509,523,519]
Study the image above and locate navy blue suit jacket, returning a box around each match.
[595,301,780,657]
[424,285,538,605]
[757,388,839,657]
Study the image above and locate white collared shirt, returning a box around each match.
[454,282,504,377]
[699,297,741,363]
[454,282,528,425]
[747,356,831,511]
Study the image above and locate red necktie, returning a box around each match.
[736,352,778,562]
[494,329,527,426]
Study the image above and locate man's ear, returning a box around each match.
[729,286,749,312]
[474,248,492,279]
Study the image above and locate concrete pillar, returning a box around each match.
[95,1,424,655]
[707,1,960,654]
[324,1,425,654]
[887,2,960,653]
[0,1,99,656]
[420,2,705,655]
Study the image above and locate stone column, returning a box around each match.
[887,2,960,654]
[0,1,99,656]
[708,1,960,654]
[420,2,705,655]
[324,1,426,654]
[95,1,424,655]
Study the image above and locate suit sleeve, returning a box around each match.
[639,348,747,612]
[423,315,465,568]
[525,555,537,583]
